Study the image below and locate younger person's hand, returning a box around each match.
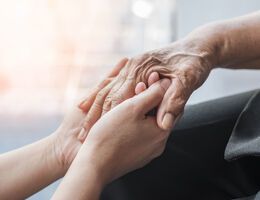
[52,78,171,200]
[80,78,171,184]
[52,58,128,171]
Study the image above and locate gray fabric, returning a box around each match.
[234,192,258,200]
[101,90,260,200]
[225,91,260,161]
[225,91,260,199]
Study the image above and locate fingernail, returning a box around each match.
[160,79,171,90]
[162,113,174,130]
[78,100,86,108]
[78,128,87,142]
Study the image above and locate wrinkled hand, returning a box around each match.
[81,79,171,184]
[52,58,128,170]
[79,40,213,131]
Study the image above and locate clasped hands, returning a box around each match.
[54,41,212,188]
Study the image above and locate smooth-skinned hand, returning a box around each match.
[52,58,128,170]
[79,78,171,185]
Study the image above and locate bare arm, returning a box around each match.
[0,58,128,199]
[79,11,260,132]
[185,11,260,69]
[52,79,171,200]
[51,145,103,200]
[219,11,260,68]
[0,135,63,199]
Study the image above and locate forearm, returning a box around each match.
[52,145,103,200]
[0,134,64,199]
[184,11,260,69]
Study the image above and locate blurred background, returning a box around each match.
[0,0,259,199]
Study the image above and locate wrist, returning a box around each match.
[183,22,227,69]
[52,145,104,200]
[75,157,105,193]
[45,134,68,177]
[68,144,106,193]
[77,143,108,186]
[52,127,83,173]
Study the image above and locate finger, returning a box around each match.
[110,79,135,109]
[78,127,87,143]
[132,79,171,116]
[101,76,126,116]
[157,78,189,130]
[135,82,147,95]
[81,83,113,139]
[77,124,90,144]
[78,58,128,112]
[78,78,112,113]
[148,72,160,87]
[107,57,129,77]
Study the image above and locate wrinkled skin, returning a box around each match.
[79,40,214,130]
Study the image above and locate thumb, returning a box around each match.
[132,79,171,116]
[157,78,189,130]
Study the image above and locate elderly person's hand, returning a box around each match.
[79,39,215,131]
[80,11,260,132]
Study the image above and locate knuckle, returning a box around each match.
[168,95,185,112]
[102,103,111,113]
[168,96,180,108]
[118,68,128,79]
[111,92,124,106]
[177,68,197,88]
[96,91,105,101]
[168,96,175,105]
[102,106,110,114]
[93,101,103,111]
[83,116,93,128]
[103,95,112,106]
[111,97,118,107]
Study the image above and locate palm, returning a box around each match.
[54,107,86,168]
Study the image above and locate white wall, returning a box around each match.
[176,0,260,104]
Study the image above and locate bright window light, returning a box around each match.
[132,0,154,19]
